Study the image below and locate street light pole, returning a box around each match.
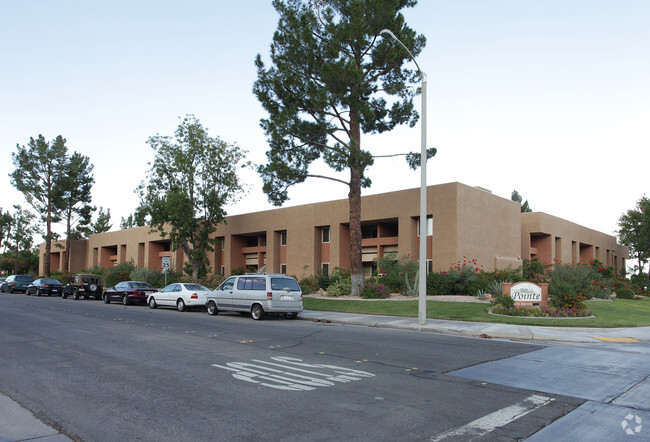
[380,29,428,326]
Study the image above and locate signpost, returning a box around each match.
[161,257,171,286]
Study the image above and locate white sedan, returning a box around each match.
[147,283,211,312]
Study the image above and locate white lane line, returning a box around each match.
[430,394,554,441]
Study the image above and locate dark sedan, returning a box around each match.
[26,279,63,296]
[103,281,157,305]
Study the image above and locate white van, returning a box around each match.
[205,274,303,320]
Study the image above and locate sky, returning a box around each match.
[1,1,649,250]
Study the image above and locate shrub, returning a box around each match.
[426,272,454,295]
[491,304,592,317]
[466,279,489,296]
[549,263,609,300]
[104,262,136,288]
[326,277,351,297]
[487,280,503,297]
[376,253,418,295]
[491,295,514,309]
[616,287,636,299]
[522,258,548,282]
[299,276,321,294]
[362,283,391,299]
[549,280,587,310]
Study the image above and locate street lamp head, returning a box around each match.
[379,29,397,40]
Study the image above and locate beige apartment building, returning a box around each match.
[40,182,628,278]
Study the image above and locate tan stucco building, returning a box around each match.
[40,182,628,278]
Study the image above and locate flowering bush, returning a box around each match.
[362,283,391,299]
[491,305,592,318]
[376,253,418,295]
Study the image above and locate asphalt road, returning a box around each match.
[0,294,584,441]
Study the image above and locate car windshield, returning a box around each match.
[82,276,100,283]
[131,282,153,289]
[271,278,301,291]
[16,276,34,282]
[184,284,209,291]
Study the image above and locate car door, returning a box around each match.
[111,282,125,302]
[158,284,177,306]
[214,277,236,310]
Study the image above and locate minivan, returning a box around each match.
[1,275,35,293]
[205,274,303,320]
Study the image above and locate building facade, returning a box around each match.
[40,182,628,278]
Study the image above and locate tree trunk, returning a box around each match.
[348,112,364,297]
[64,213,72,274]
[44,219,51,277]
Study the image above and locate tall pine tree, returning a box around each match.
[254,0,426,295]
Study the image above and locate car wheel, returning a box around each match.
[36,289,41,297]
[177,299,186,312]
[251,304,265,320]
[122,295,129,306]
[149,297,157,309]
[207,301,219,316]
[104,294,110,304]
[62,291,67,299]
[9,288,14,294]
[73,290,80,300]
[89,283,98,292]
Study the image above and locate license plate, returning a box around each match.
[280,295,293,301]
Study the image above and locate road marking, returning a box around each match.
[430,394,554,441]
[212,356,374,391]
[592,337,640,343]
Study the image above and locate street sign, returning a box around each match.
[161,256,171,270]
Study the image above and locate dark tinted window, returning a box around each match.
[16,276,34,282]
[271,278,300,291]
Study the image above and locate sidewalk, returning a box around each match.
[299,310,650,344]
[0,393,72,441]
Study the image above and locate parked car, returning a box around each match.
[26,278,63,296]
[104,281,157,305]
[147,283,212,312]
[1,275,35,293]
[205,274,303,320]
[62,273,103,300]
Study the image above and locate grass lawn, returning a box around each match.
[302,296,650,328]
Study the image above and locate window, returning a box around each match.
[321,263,330,277]
[417,216,433,236]
[426,260,433,274]
[220,278,235,291]
[237,277,267,291]
[280,264,287,274]
[220,266,225,276]
[280,231,287,246]
[322,227,330,243]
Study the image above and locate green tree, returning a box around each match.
[5,205,39,274]
[0,208,13,253]
[120,212,146,230]
[511,190,532,213]
[618,196,650,276]
[58,152,95,272]
[254,0,426,296]
[137,115,248,279]
[10,134,67,276]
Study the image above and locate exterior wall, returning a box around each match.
[39,182,628,279]
[521,212,628,269]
